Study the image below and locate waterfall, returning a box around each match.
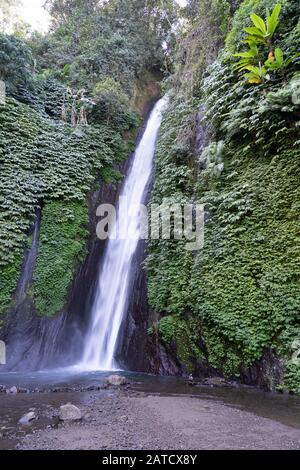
[15,212,40,305]
[80,97,168,371]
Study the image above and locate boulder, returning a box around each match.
[19,411,36,425]
[203,377,227,387]
[105,375,129,387]
[59,404,82,421]
[7,386,18,394]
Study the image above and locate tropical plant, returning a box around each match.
[244,3,282,46]
[233,3,285,83]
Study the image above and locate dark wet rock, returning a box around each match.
[240,349,284,392]
[19,412,37,425]
[85,385,101,392]
[59,404,82,421]
[188,381,197,387]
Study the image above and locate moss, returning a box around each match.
[158,315,204,373]
[32,200,88,317]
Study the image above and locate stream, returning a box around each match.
[1,370,300,450]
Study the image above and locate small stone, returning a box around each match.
[59,404,82,421]
[7,386,18,394]
[19,411,36,424]
[105,375,129,387]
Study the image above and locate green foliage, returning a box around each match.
[37,0,176,96]
[232,4,287,83]
[282,363,300,394]
[146,92,203,369]
[91,78,140,130]
[33,201,88,317]
[203,61,299,155]
[0,33,34,94]
[0,96,128,316]
[196,0,300,384]
[199,141,225,180]
[192,146,300,374]
[147,0,300,392]
[0,254,22,316]
[0,0,172,319]
[158,315,204,372]
[171,0,232,98]
[25,1,166,129]
[246,3,281,41]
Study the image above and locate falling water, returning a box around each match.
[80,97,168,371]
[15,212,40,305]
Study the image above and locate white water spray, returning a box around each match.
[80,97,168,371]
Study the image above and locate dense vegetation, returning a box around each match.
[147,0,300,393]
[0,0,299,394]
[0,0,176,319]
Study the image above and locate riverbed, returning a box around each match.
[0,370,300,450]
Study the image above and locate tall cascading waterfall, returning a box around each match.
[79,97,168,371]
[15,212,40,306]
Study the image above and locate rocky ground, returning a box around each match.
[1,376,300,450]
[17,393,300,450]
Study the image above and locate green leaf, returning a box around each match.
[242,72,262,84]
[250,13,267,34]
[244,26,266,38]
[267,3,282,36]
[243,37,265,46]
[233,50,257,59]
[240,65,261,74]
[275,47,283,65]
